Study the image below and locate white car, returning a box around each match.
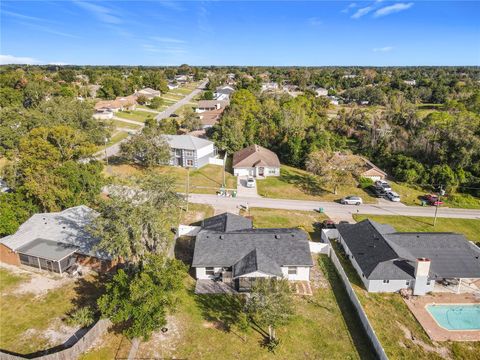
[375,180,392,191]
[246,177,256,188]
[386,191,401,202]
[341,196,363,205]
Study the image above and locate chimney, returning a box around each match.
[413,258,431,296]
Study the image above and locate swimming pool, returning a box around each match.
[427,304,480,331]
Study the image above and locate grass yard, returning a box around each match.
[116,110,153,123]
[182,203,215,225]
[107,119,142,130]
[0,268,103,355]
[330,241,480,359]
[257,165,377,203]
[241,207,328,241]
[0,157,9,172]
[354,214,480,242]
[105,164,237,194]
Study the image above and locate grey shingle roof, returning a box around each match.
[0,206,109,260]
[337,219,480,280]
[16,238,78,261]
[201,213,253,232]
[192,227,313,269]
[233,248,283,277]
[164,135,214,151]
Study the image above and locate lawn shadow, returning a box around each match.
[280,171,329,196]
[195,293,245,332]
[174,236,195,277]
[318,256,376,360]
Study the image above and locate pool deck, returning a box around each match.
[404,293,480,341]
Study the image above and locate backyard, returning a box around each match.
[116,110,153,123]
[105,163,237,194]
[353,214,480,242]
[330,241,480,359]
[0,266,103,355]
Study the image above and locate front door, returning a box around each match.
[258,167,264,176]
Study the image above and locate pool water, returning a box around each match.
[427,304,480,331]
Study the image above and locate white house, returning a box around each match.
[134,87,161,99]
[261,82,279,92]
[334,220,480,295]
[192,213,313,293]
[195,100,226,113]
[214,85,235,101]
[232,144,281,177]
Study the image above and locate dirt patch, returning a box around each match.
[20,318,80,350]
[396,321,452,359]
[202,320,227,331]
[137,315,182,358]
[310,255,329,290]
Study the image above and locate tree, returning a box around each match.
[91,173,182,262]
[202,91,214,100]
[182,107,201,131]
[136,94,148,105]
[97,254,186,340]
[120,124,170,167]
[245,278,294,348]
[148,96,163,110]
[0,192,38,236]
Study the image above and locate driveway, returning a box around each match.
[188,193,480,220]
[236,176,260,198]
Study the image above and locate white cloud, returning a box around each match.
[341,3,357,13]
[150,37,186,44]
[308,17,323,26]
[351,6,374,19]
[373,46,394,52]
[49,61,70,65]
[373,2,414,17]
[74,1,122,24]
[0,54,42,65]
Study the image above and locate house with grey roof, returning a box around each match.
[335,219,480,295]
[0,206,112,274]
[192,213,313,293]
[164,135,217,169]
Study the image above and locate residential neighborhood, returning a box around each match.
[1,2,479,360]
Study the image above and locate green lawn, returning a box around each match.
[108,119,142,130]
[182,203,215,225]
[330,241,480,359]
[0,269,103,354]
[105,164,237,194]
[241,207,328,241]
[354,214,480,242]
[257,165,378,203]
[116,110,154,123]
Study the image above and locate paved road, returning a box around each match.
[188,193,480,220]
[155,79,208,121]
[94,80,208,160]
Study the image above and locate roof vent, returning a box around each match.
[275,235,280,239]
[219,235,224,240]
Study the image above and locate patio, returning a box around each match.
[195,279,238,294]
[404,292,480,341]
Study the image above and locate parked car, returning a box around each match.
[369,185,387,198]
[246,177,256,188]
[386,191,401,202]
[424,194,444,206]
[321,219,336,229]
[341,196,363,205]
[375,180,392,191]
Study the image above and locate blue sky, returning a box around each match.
[1,1,479,66]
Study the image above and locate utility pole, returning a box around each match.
[185,166,190,214]
[222,152,227,188]
[104,137,109,166]
[433,185,444,227]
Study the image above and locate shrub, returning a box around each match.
[67,306,95,327]
[358,177,373,189]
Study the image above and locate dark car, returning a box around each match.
[369,185,387,198]
[321,219,336,229]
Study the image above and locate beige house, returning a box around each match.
[94,95,137,113]
[233,144,280,178]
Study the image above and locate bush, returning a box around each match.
[358,177,373,189]
[66,306,95,327]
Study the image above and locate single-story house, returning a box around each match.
[232,144,281,177]
[192,213,313,292]
[195,100,226,113]
[331,152,387,181]
[168,82,179,90]
[214,85,235,101]
[0,206,113,273]
[261,82,279,92]
[175,75,188,83]
[335,219,480,295]
[164,135,217,169]
[134,87,161,99]
[93,108,114,120]
[315,87,328,97]
[198,108,224,129]
[94,95,137,113]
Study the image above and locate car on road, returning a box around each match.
[375,180,392,191]
[246,177,256,188]
[341,196,363,205]
[386,191,401,202]
[424,194,444,206]
[369,185,387,198]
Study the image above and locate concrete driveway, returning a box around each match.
[236,176,260,198]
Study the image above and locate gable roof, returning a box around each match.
[0,206,108,260]
[337,219,480,280]
[233,144,281,168]
[164,135,214,150]
[192,227,313,269]
[215,85,235,95]
[233,248,283,278]
[201,213,253,232]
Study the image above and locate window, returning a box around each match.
[287,267,297,275]
[268,168,276,175]
[186,159,194,167]
[175,149,182,157]
[406,281,410,286]
[383,280,390,284]
[427,280,431,285]
[205,267,214,275]
[185,150,194,157]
